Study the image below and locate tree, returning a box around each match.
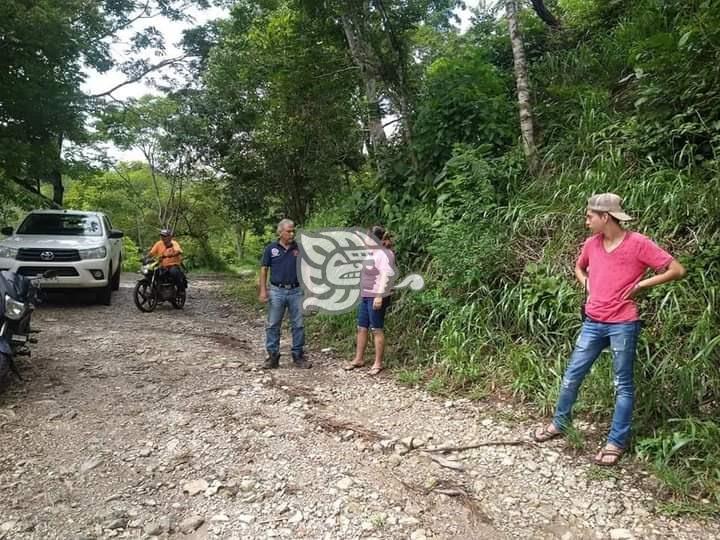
[298,0,462,169]
[413,41,516,172]
[65,165,154,249]
[505,0,538,173]
[96,96,184,227]
[203,2,363,224]
[0,0,209,206]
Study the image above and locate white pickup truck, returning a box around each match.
[0,210,123,305]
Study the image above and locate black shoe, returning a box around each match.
[263,352,280,369]
[292,353,312,369]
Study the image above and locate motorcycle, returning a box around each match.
[0,269,56,381]
[133,256,187,312]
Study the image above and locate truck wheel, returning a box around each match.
[111,258,121,291]
[96,264,112,305]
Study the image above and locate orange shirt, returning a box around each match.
[149,240,183,268]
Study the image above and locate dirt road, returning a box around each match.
[0,274,717,539]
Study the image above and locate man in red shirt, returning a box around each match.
[534,193,686,465]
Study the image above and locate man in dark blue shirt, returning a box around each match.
[259,219,311,369]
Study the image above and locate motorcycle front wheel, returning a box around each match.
[133,281,157,312]
[171,289,186,309]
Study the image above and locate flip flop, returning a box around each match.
[368,366,384,376]
[593,447,624,467]
[343,362,364,371]
[532,425,563,443]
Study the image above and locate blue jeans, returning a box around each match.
[553,319,641,448]
[357,297,390,330]
[165,266,186,291]
[265,285,304,357]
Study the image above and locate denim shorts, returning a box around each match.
[357,297,390,330]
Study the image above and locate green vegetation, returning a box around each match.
[2,0,718,508]
[305,0,720,505]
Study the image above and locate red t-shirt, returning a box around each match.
[577,232,673,323]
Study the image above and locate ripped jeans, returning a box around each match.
[553,319,641,449]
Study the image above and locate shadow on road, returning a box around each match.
[38,289,103,307]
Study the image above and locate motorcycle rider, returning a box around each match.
[148,229,186,292]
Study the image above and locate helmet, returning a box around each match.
[160,228,172,237]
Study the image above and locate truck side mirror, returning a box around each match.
[109,229,124,239]
[1,226,13,236]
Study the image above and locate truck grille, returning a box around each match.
[16,248,81,262]
[17,266,79,277]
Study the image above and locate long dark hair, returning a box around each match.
[370,225,386,243]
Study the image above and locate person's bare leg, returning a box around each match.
[370,330,384,373]
[345,327,368,369]
[355,327,369,363]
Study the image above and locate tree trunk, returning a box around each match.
[50,170,64,206]
[234,223,246,261]
[363,75,387,152]
[340,14,387,157]
[371,0,416,151]
[530,0,561,28]
[506,0,539,174]
[393,90,418,170]
[50,134,64,205]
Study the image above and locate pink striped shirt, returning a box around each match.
[361,248,395,297]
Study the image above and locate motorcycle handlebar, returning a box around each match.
[27,269,58,282]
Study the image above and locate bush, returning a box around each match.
[121,236,142,272]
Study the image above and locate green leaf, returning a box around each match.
[678,31,692,48]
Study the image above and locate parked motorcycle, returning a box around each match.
[133,256,187,312]
[0,269,56,381]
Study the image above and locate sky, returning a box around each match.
[81,5,228,101]
[83,0,481,161]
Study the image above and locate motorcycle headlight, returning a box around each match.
[0,246,18,259]
[4,294,26,320]
[78,246,107,260]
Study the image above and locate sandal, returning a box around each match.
[533,424,563,443]
[343,361,364,371]
[368,366,384,376]
[593,446,624,467]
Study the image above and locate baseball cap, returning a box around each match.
[587,193,633,221]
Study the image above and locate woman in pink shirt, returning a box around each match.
[344,226,395,376]
[534,194,686,466]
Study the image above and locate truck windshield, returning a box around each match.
[16,214,103,237]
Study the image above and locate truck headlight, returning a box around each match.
[4,294,26,320]
[78,246,107,260]
[0,246,18,259]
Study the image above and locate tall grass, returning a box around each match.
[304,144,720,505]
